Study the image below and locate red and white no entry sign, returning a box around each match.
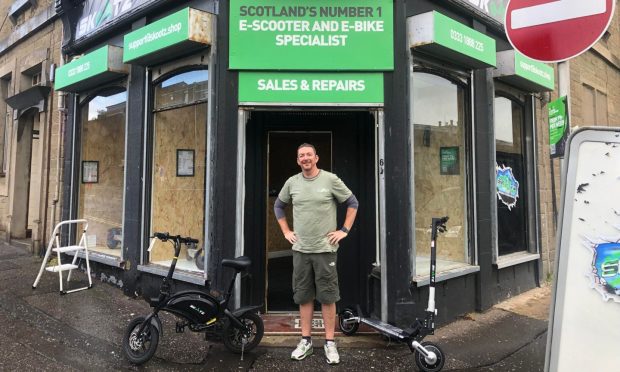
[505,0,616,62]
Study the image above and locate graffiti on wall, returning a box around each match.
[76,0,153,39]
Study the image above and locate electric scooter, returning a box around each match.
[338,216,449,372]
[122,232,264,365]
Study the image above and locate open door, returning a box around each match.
[243,111,376,314]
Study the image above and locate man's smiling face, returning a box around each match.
[297,146,319,172]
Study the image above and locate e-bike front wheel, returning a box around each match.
[338,307,359,336]
[414,341,445,372]
[122,316,160,365]
[223,312,264,353]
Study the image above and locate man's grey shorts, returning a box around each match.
[292,251,340,305]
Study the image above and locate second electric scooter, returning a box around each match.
[338,216,449,372]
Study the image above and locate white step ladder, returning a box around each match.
[32,219,93,294]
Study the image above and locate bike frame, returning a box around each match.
[137,236,245,336]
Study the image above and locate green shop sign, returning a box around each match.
[548,96,569,158]
[494,50,554,92]
[229,0,394,70]
[515,52,554,90]
[123,7,213,65]
[238,72,383,104]
[55,45,127,92]
[408,11,496,68]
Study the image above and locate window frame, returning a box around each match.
[410,62,478,283]
[70,84,128,265]
[493,83,541,267]
[140,53,213,280]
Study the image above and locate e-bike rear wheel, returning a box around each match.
[414,341,445,372]
[223,312,264,353]
[338,307,359,336]
[122,316,159,365]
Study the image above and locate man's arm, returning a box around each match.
[274,198,297,244]
[327,195,358,245]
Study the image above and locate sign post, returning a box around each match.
[505,0,616,62]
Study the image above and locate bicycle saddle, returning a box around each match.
[221,256,251,271]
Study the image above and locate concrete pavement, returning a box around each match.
[0,240,550,371]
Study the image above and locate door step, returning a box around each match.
[262,313,376,335]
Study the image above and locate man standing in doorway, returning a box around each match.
[274,143,358,365]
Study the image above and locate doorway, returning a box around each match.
[11,109,40,240]
[243,111,376,313]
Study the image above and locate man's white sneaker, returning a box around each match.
[324,341,340,365]
[291,339,313,360]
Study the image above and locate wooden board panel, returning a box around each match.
[150,103,207,263]
[413,125,466,262]
[78,105,125,250]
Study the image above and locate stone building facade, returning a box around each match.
[0,0,617,328]
[0,0,64,254]
[536,5,620,279]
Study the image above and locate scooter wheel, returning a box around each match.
[338,307,359,336]
[414,341,445,372]
[223,311,264,353]
[122,316,159,365]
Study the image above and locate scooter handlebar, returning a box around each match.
[433,216,449,233]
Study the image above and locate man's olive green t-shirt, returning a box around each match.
[278,170,352,253]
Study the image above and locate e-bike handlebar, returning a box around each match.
[152,232,199,245]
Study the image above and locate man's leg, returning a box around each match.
[300,301,314,337]
[321,303,336,340]
[314,252,340,365]
[291,303,315,360]
[321,302,340,364]
[291,252,315,360]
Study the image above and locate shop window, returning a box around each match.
[154,70,209,111]
[149,69,209,273]
[494,96,527,255]
[412,72,470,276]
[78,90,127,258]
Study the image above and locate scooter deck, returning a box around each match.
[360,317,406,340]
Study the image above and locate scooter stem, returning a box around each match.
[426,218,440,313]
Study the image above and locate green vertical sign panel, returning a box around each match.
[239,72,383,104]
[123,8,190,63]
[55,46,110,91]
[549,96,569,158]
[433,12,496,67]
[229,0,394,70]
[515,52,554,90]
